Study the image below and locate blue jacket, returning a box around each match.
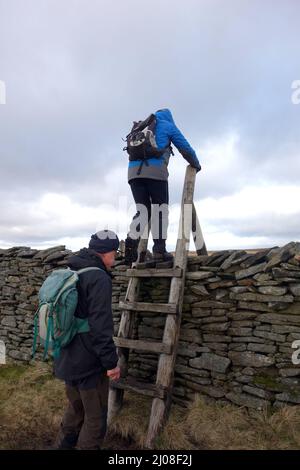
[128,108,201,182]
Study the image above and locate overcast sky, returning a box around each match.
[0,0,299,252]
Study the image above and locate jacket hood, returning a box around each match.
[67,248,109,274]
[155,108,175,125]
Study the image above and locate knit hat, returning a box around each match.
[89,230,119,253]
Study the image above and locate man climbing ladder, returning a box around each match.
[124,108,201,266]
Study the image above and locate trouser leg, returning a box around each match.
[55,384,84,449]
[148,180,169,253]
[77,373,109,450]
[126,179,151,263]
[128,179,151,239]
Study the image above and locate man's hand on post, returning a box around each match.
[107,366,121,381]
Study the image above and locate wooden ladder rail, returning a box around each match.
[145,165,197,447]
[192,202,208,256]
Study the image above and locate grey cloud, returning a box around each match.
[212,213,300,240]
[0,0,299,248]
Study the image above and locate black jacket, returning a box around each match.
[53,248,118,381]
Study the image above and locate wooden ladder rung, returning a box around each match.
[113,336,173,354]
[110,377,167,399]
[125,268,183,278]
[119,300,178,314]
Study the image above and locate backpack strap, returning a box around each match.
[32,301,49,359]
[77,267,105,275]
[43,306,54,361]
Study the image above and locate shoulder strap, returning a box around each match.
[77,267,105,275]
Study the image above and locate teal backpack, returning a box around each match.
[32,267,103,360]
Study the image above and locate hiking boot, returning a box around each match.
[56,432,79,450]
[153,251,174,262]
[152,251,174,268]
[135,250,156,269]
[124,236,139,266]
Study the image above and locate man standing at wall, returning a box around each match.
[54,230,120,450]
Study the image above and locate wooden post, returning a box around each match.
[192,202,208,255]
[145,165,197,448]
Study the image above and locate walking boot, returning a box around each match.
[56,431,79,450]
[124,236,139,266]
[135,250,156,269]
[152,251,174,268]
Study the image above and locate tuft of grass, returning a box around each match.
[0,364,28,405]
[184,395,257,450]
[183,395,300,450]
[156,406,196,450]
[0,364,27,381]
[107,394,194,450]
[108,394,150,448]
[1,363,300,450]
[0,362,65,449]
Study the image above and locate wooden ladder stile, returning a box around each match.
[108,165,206,448]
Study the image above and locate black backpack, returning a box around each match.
[123,114,170,175]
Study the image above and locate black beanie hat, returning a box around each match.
[89,230,119,253]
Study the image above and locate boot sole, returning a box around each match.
[135,260,174,269]
[136,260,156,269]
[155,260,174,269]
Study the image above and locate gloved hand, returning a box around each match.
[194,164,201,173]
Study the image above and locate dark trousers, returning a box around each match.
[129,178,169,253]
[55,373,109,450]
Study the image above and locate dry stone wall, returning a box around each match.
[1,242,300,410]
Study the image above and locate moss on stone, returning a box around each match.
[253,374,286,392]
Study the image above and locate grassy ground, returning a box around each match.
[0,363,300,450]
